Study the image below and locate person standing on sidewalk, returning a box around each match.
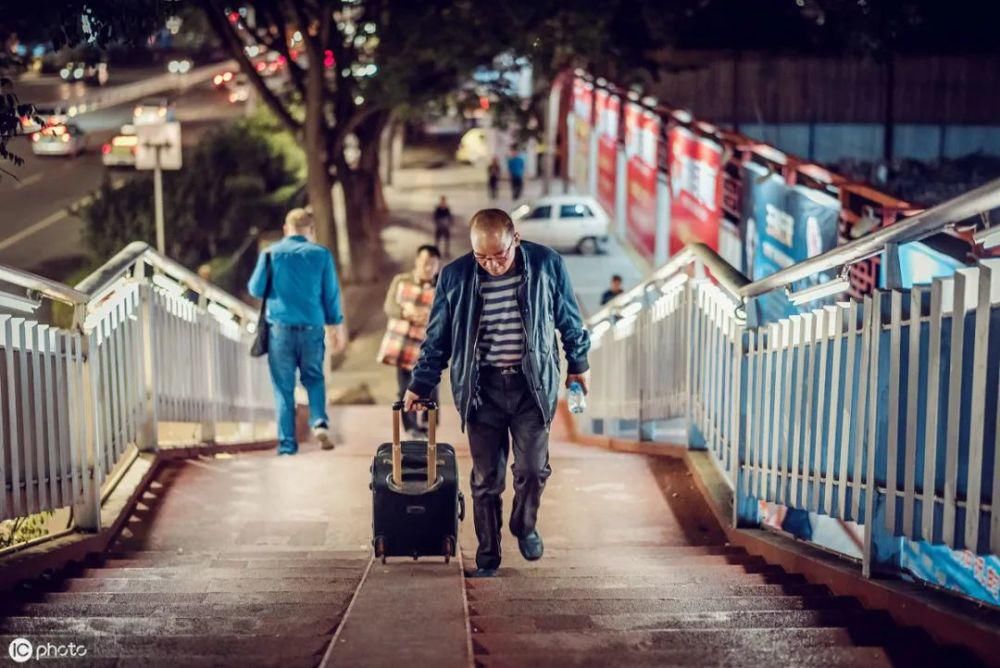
[381,244,442,438]
[487,157,501,200]
[404,209,591,578]
[248,207,346,456]
[506,148,525,200]
[433,196,454,257]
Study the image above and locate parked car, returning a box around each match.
[133,98,175,125]
[512,195,610,255]
[31,124,87,158]
[101,125,138,168]
[456,128,489,164]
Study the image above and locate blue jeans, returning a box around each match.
[267,324,329,452]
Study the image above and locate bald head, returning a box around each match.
[470,208,519,276]
[470,208,515,237]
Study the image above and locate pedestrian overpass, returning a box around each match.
[1,181,1000,666]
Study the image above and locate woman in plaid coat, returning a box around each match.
[381,244,442,437]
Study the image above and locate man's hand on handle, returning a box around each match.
[403,389,422,412]
[565,370,591,394]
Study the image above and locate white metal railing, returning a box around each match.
[1,243,271,530]
[584,181,1000,577]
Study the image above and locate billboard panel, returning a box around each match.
[668,127,723,256]
[594,89,620,218]
[625,103,659,260]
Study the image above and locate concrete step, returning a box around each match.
[0,614,342,637]
[78,565,361,579]
[469,609,871,633]
[465,572,807,589]
[535,545,746,557]
[467,583,827,601]
[473,646,895,667]
[470,627,863,655]
[56,577,358,594]
[0,633,330,659]
[463,554,765,568]
[118,657,318,668]
[104,555,369,569]
[469,595,860,617]
[2,598,351,618]
[485,563,786,578]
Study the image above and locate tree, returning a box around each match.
[0,1,165,177]
[197,1,531,282]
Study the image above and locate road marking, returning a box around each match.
[0,209,69,251]
[13,173,44,190]
[0,176,127,252]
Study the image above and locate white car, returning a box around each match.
[31,124,87,157]
[101,125,138,168]
[512,195,610,255]
[133,98,176,126]
[456,128,489,164]
[227,74,250,103]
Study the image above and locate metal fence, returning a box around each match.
[1,243,271,529]
[582,181,1000,577]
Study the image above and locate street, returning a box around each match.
[0,76,245,277]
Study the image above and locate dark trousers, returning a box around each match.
[510,175,524,200]
[396,367,439,432]
[467,366,551,570]
[434,227,450,257]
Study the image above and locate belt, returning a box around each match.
[269,323,322,331]
[481,365,520,375]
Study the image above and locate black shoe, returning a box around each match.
[465,567,498,578]
[517,531,543,561]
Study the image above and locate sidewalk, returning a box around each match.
[325,160,648,406]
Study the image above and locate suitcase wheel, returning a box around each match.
[443,536,455,563]
[374,536,386,564]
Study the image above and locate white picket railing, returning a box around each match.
[583,179,1000,577]
[0,243,271,529]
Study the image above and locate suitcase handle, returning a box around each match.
[391,400,437,489]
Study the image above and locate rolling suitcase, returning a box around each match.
[371,400,464,563]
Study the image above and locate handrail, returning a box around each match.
[589,243,750,324]
[75,242,257,322]
[1,242,257,324]
[588,176,1000,326]
[0,265,89,306]
[739,176,1000,299]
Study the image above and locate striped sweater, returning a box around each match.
[478,271,525,366]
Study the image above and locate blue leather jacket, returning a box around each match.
[408,241,590,429]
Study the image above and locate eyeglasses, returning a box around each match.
[473,235,517,266]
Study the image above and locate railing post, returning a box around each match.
[731,307,758,528]
[71,304,100,532]
[136,283,159,452]
[199,305,217,445]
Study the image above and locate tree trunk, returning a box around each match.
[337,111,391,284]
[303,66,338,256]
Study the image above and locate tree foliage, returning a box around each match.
[81,114,300,267]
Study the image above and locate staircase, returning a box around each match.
[462,449,978,667]
[1,454,371,667]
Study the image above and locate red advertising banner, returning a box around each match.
[572,77,592,123]
[597,136,617,218]
[594,89,620,217]
[668,126,723,255]
[625,103,660,259]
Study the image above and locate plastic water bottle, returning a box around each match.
[568,381,586,414]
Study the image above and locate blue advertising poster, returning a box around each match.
[884,241,964,289]
[902,540,1000,608]
[741,163,841,324]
